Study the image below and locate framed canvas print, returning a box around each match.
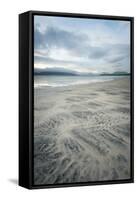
[19,11,134,189]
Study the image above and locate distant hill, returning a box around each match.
[34,67,78,76]
[34,67,96,76]
[100,71,130,76]
[34,67,130,76]
[34,70,77,76]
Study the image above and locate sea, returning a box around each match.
[34,75,126,88]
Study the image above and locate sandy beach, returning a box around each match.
[34,77,130,185]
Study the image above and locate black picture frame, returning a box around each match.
[19,10,134,189]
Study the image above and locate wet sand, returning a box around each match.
[34,77,130,185]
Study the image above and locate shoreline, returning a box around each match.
[34,76,129,89]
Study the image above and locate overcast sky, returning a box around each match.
[34,15,130,73]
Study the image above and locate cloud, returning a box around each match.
[34,17,130,73]
[105,44,130,66]
[34,26,108,61]
[34,26,88,51]
[88,46,108,59]
[34,55,76,66]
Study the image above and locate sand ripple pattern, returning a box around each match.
[34,78,130,185]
